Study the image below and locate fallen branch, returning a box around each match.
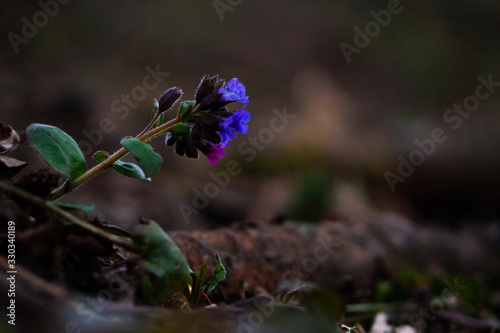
[170,214,500,302]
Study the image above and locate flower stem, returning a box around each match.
[47,116,181,201]
[136,107,161,139]
[136,116,180,142]
[47,146,129,201]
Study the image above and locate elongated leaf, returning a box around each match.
[121,137,162,177]
[148,101,161,127]
[27,124,86,182]
[113,161,150,181]
[206,254,226,293]
[193,264,209,296]
[154,112,165,128]
[93,218,132,238]
[55,202,95,218]
[94,151,149,181]
[133,220,191,302]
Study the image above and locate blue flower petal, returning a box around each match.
[219,108,251,144]
[218,78,249,104]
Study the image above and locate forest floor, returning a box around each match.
[1,169,499,333]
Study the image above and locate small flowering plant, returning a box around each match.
[20,75,250,200]
[0,74,246,305]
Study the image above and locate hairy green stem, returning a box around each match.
[136,117,180,142]
[47,146,129,201]
[47,117,181,201]
[136,106,162,139]
[0,182,136,250]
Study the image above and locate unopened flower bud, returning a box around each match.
[158,87,183,112]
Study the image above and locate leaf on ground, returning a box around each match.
[0,123,22,154]
[187,254,226,307]
[192,264,209,297]
[133,220,191,302]
[206,254,226,293]
[0,156,27,179]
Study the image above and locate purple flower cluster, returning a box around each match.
[205,107,250,165]
[164,75,250,165]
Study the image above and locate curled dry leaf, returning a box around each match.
[0,123,22,154]
[0,155,27,179]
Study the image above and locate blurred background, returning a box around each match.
[2,0,500,230]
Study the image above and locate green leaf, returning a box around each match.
[169,123,192,137]
[133,220,191,302]
[206,254,226,293]
[120,137,162,177]
[177,100,195,121]
[94,150,149,181]
[187,254,226,307]
[150,101,160,122]
[93,150,109,162]
[27,124,86,182]
[55,202,95,218]
[94,218,132,238]
[280,288,300,304]
[113,161,150,181]
[154,112,165,128]
[193,264,208,296]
